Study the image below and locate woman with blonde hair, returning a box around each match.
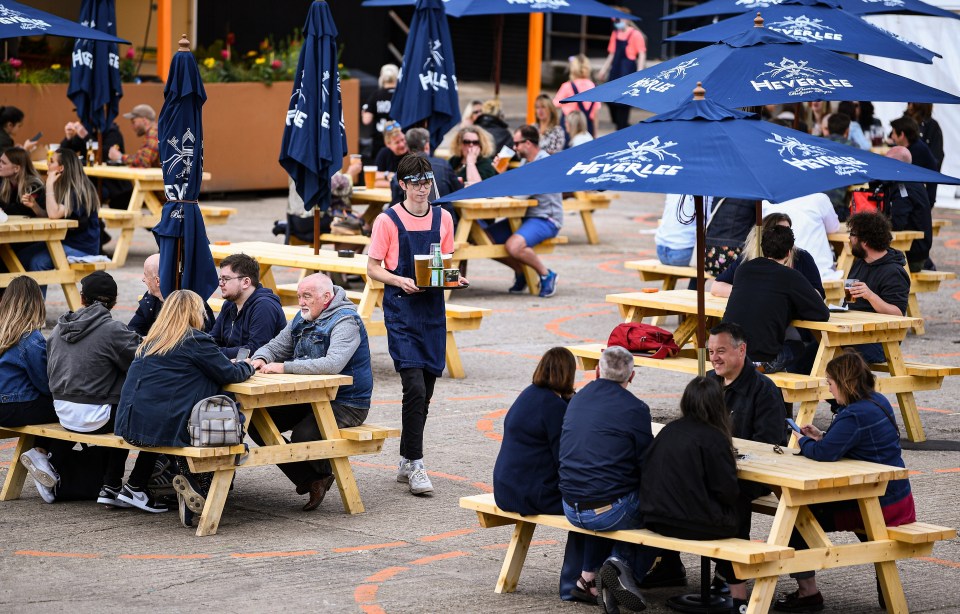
[19,150,101,280]
[535,93,566,154]
[564,111,594,148]
[554,54,599,137]
[115,290,254,526]
[449,125,497,183]
[0,146,45,218]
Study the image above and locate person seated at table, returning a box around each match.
[773,351,915,613]
[59,120,128,208]
[655,194,696,267]
[0,277,60,502]
[473,99,512,154]
[18,149,102,291]
[492,347,593,603]
[485,126,562,298]
[534,94,566,155]
[761,195,841,281]
[640,376,744,611]
[129,254,163,336]
[46,272,152,510]
[389,128,460,224]
[723,225,829,374]
[448,125,498,184]
[712,213,825,299]
[559,346,655,612]
[843,212,910,364]
[209,253,286,360]
[837,101,871,150]
[876,147,932,273]
[890,115,939,208]
[705,196,755,277]
[0,106,39,155]
[115,290,254,527]
[374,122,408,188]
[248,273,372,511]
[0,147,45,218]
[563,111,593,149]
[107,104,159,168]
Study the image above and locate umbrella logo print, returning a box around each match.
[507,0,572,8]
[752,58,852,96]
[568,137,683,184]
[733,0,784,8]
[766,15,842,43]
[418,40,453,92]
[767,133,867,176]
[860,0,905,6]
[624,59,699,96]
[286,75,309,129]
[0,4,51,30]
[162,129,197,200]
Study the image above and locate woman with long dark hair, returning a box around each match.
[0,147,45,218]
[0,106,38,155]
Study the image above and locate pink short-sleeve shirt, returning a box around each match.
[368,205,456,272]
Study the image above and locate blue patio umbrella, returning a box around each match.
[390,0,460,148]
[0,0,129,42]
[153,36,217,299]
[668,0,940,63]
[564,27,960,114]
[67,0,123,138]
[363,0,634,19]
[441,89,959,371]
[279,0,347,252]
[663,0,960,21]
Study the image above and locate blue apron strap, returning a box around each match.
[429,206,441,232]
[385,205,406,232]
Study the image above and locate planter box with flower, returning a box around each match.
[0,34,358,192]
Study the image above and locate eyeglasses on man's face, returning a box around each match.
[513,139,528,147]
[218,275,247,285]
[405,179,434,191]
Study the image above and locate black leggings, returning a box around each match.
[398,368,437,461]
[64,406,155,490]
[0,396,59,451]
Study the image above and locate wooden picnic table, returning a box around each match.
[828,229,922,278]
[207,241,490,378]
[0,216,82,309]
[606,289,949,443]
[34,160,232,229]
[348,187,392,226]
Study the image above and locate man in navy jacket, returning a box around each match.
[209,253,286,360]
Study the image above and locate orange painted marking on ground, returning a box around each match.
[597,259,633,276]
[0,440,16,450]
[354,584,379,605]
[908,470,923,476]
[917,406,953,415]
[332,542,408,553]
[933,468,960,473]
[944,238,960,250]
[230,550,318,558]
[409,551,471,565]
[119,553,211,560]
[348,460,493,492]
[545,309,613,342]
[0,461,9,467]
[461,348,513,356]
[364,566,409,583]
[476,408,508,442]
[472,482,494,493]
[928,352,960,358]
[15,550,98,558]
[448,394,506,401]
[360,606,386,614]
[917,556,960,569]
[426,470,468,482]
[350,460,397,471]
[481,539,558,550]
[371,400,402,405]
[419,528,476,542]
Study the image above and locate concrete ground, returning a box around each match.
[1,85,958,613]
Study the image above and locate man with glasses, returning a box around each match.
[209,253,286,360]
[485,125,562,297]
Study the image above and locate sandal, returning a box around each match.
[570,575,599,605]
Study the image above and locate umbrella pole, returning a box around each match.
[755,199,762,258]
[493,15,503,98]
[175,236,183,290]
[313,208,320,255]
[695,195,707,377]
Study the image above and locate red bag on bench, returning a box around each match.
[607,323,680,360]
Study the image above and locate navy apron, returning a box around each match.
[382,206,447,376]
[609,30,637,81]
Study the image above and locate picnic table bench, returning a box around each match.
[463,423,955,613]
[0,373,399,537]
[208,242,491,379]
[562,191,615,245]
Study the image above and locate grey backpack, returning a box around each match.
[188,395,245,447]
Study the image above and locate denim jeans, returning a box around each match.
[656,244,694,267]
[562,490,657,579]
[17,243,91,297]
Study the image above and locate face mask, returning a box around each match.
[613,20,626,30]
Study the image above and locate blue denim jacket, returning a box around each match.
[290,309,373,409]
[0,330,51,403]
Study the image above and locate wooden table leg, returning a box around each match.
[858,497,909,614]
[882,342,925,442]
[905,292,924,335]
[311,400,365,514]
[745,497,803,613]
[110,225,135,267]
[579,210,599,245]
[791,400,820,449]
[650,274,680,326]
[0,434,34,501]
[495,520,536,594]
[445,330,464,379]
[46,241,82,310]
[195,467,235,537]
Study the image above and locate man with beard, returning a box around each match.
[107,104,159,168]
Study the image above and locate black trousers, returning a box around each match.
[608,102,633,131]
[63,406,156,490]
[398,368,437,462]
[0,395,58,427]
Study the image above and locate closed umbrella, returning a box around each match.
[663,0,960,21]
[67,0,123,161]
[390,0,461,148]
[153,35,217,300]
[441,87,960,372]
[279,0,347,254]
[564,26,960,114]
[0,0,128,42]
[668,0,940,63]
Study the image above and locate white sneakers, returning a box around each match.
[20,448,58,504]
[397,457,434,496]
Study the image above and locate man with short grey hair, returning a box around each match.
[558,345,655,611]
[389,126,460,210]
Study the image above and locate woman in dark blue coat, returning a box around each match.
[492,347,594,602]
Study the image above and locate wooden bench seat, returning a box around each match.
[460,492,794,593]
[70,260,119,274]
[289,234,371,248]
[567,343,825,403]
[562,192,613,245]
[198,205,238,226]
[0,423,244,457]
[869,361,960,378]
[907,270,956,334]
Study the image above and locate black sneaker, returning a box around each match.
[599,557,646,613]
[639,557,686,589]
[508,272,527,294]
[96,485,132,509]
[116,484,169,513]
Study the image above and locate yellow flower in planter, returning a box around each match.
[246,50,257,58]
[51,64,61,70]
[254,57,266,65]
[203,57,215,69]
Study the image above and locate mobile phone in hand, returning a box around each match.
[786,418,802,434]
[236,347,250,361]
[29,131,42,142]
